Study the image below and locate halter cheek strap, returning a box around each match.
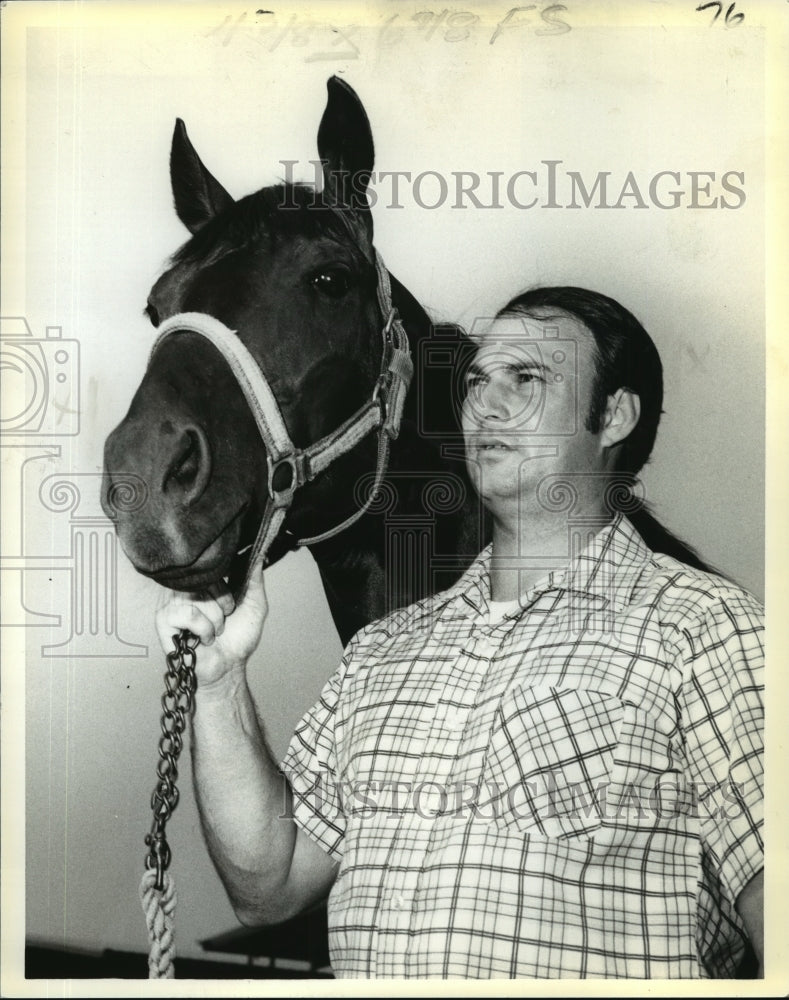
[149,249,413,596]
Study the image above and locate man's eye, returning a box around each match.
[311,268,352,299]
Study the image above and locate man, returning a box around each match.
[156,287,764,978]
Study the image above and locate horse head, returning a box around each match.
[102,78,481,640]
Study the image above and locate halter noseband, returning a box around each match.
[149,250,413,595]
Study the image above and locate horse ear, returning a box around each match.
[317,77,375,211]
[170,119,235,234]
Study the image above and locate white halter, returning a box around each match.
[149,250,413,595]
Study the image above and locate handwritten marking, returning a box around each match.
[696,1,745,26]
[203,5,572,60]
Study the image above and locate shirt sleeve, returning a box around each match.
[280,639,358,863]
[678,588,764,905]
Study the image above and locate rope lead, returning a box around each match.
[140,867,177,978]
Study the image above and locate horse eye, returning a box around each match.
[145,303,160,327]
[311,268,352,299]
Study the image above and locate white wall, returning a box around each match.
[2,0,774,980]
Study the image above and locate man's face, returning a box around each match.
[462,312,605,512]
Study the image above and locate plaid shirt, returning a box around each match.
[283,515,764,978]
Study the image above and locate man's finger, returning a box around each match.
[241,566,267,609]
[203,581,236,617]
[157,602,218,646]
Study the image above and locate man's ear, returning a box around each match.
[600,388,640,448]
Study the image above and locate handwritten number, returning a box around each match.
[378,13,404,48]
[445,12,479,42]
[696,1,744,25]
[413,10,447,41]
[204,10,248,46]
[697,1,723,21]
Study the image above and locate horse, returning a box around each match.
[101,77,486,647]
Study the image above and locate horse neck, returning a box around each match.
[307,270,486,639]
[386,269,437,360]
[378,270,487,581]
[387,270,460,432]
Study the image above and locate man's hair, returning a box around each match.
[496,286,662,475]
[496,286,714,573]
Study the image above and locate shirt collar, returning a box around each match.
[561,513,655,611]
[440,514,655,621]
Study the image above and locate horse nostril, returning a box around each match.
[163,427,211,502]
[171,432,199,485]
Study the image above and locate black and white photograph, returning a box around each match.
[1,0,786,991]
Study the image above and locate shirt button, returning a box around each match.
[445,711,465,732]
[393,892,407,910]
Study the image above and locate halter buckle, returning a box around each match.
[267,453,298,504]
[372,373,390,425]
[382,307,397,342]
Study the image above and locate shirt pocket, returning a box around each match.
[482,684,624,840]
[604,703,688,833]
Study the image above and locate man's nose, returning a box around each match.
[469,379,512,422]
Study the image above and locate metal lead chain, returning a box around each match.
[144,629,198,890]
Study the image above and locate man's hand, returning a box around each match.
[153,567,337,924]
[155,570,268,690]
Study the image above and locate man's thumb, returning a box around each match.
[238,566,268,619]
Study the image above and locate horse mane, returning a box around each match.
[383,280,721,583]
[627,499,718,575]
